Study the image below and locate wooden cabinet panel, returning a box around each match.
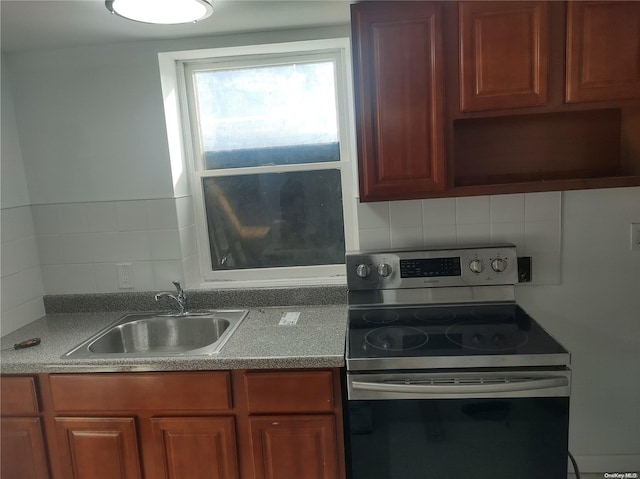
[1,376,40,416]
[566,1,640,102]
[459,1,549,111]
[151,417,239,479]
[244,371,334,413]
[1,418,50,479]
[249,416,339,479]
[50,372,231,412]
[55,417,142,479]
[351,2,446,201]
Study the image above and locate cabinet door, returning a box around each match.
[1,418,50,479]
[566,1,640,102]
[151,417,239,479]
[351,2,446,201]
[55,417,142,479]
[249,415,338,479]
[459,1,549,111]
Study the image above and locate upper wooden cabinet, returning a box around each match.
[350,1,640,201]
[459,1,549,111]
[351,2,446,201]
[566,1,640,102]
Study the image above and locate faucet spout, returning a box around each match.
[155,281,187,315]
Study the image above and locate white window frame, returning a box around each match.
[160,39,358,288]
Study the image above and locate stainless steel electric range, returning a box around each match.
[344,245,571,479]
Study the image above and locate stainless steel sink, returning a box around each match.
[62,310,248,359]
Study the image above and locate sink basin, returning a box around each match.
[62,310,248,359]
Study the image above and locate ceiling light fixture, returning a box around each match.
[105,0,214,25]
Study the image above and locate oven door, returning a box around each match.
[345,370,571,479]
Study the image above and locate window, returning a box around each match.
[176,40,357,286]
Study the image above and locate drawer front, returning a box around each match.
[50,372,231,412]
[0,376,40,416]
[244,371,334,413]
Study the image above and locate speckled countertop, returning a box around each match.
[0,305,348,374]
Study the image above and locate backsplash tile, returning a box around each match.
[456,223,491,244]
[116,200,149,231]
[524,191,561,222]
[456,196,490,224]
[490,194,525,223]
[1,205,35,242]
[359,227,391,250]
[357,202,390,229]
[1,205,45,335]
[422,198,456,225]
[31,198,193,293]
[57,203,89,233]
[389,200,422,228]
[423,223,457,246]
[86,202,118,232]
[390,227,423,248]
[490,221,526,248]
[31,204,62,235]
[146,198,179,230]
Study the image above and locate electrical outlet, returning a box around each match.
[117,263,134,289]
[631,223,640,252]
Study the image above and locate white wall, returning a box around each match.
[2,26,639,471]
[517,187,640,472]
[2,25,351,295]
[1,55,45,334]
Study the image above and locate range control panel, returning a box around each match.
[346,245,518,290]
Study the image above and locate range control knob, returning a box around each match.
[377,263,392,277]
[491,258,508,273]
[469,259,484,274]
[356,264,371,279]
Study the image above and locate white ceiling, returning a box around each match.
[0,0,352,53]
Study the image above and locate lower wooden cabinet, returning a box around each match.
[2,369,344,479]
[1,417,50,479]
[249,416,339,479]
[151,417,239,479]
[55,417,142,479]
[0,376,49,479]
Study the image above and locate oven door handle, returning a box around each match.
[351,376,569,397]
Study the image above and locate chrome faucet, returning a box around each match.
[155,281,187,316]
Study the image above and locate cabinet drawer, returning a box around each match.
[0,376,40,416]
[50,372,231,412]
[244,371,334,413]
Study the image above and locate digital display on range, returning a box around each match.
[400,257,462,278]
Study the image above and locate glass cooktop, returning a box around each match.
[346,303,570,371]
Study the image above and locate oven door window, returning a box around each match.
[347,398,569,479]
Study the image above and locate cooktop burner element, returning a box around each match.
[445,321,529,351]
[362,311,399,324]
[365,326,429,351]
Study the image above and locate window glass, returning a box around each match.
[203,170,345,270]
[192,61,339,169]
